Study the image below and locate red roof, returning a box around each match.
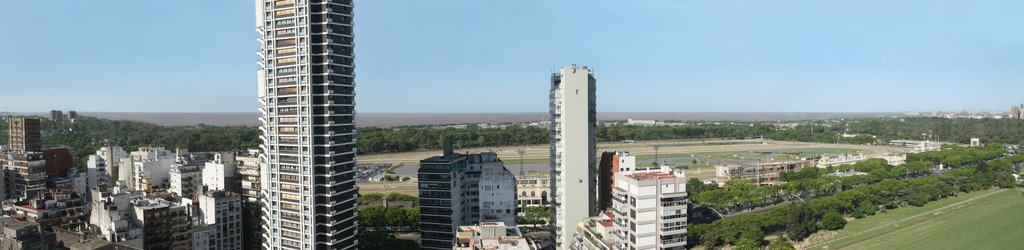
[597,220,613,228]
[604,211,616,219]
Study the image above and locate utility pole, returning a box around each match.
[517,148,527,178]
[653,146,661,166]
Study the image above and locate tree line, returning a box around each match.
[688,145,1024,248]
[12,116,1024,169]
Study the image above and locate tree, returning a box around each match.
[820,210,847,230]
[405,208,420,228]
[735,238,760,250]
[523,207,550,225]
[360,206,387,229]
[767,239,796,250]
[384,207,408,227]
[854,200,876,218]
[786,203,816,241]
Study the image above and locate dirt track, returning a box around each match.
[355,139,909,195]
[356,139,908,164]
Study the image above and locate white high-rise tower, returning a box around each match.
[257,0,359,249]
[549,65,597,248]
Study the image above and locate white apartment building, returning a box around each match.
[130,147,177,192]
[88,186,144,243]
[203,152,236,192]
[550,65,598,248]
[198,190,243,250]
[86,155,111,192]
[611,167,688,250]
[169,164,204,199]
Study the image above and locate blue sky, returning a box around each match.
[1,0,1022,113]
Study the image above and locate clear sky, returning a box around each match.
[1,0,1021,113]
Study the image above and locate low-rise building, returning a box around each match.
[573,212,617,250]
[889,140,942,153]
[816,153,868,168]
[876,152,907,166]
[515,175,550,209]
[0,217,57,249]
[716,160,813,185]
[455,222,534,250]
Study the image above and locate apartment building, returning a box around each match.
[550,65,598,248]
[418,147,518,250]
[257,0,360,248]
[610,167,688,250]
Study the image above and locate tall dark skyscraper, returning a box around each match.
[257,0,358,249]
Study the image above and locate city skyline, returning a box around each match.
[3,0,1024,113]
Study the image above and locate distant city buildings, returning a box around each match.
[550,65,598,248]
[625,119,657,126]
[49,110,64,121]
[418,146,519,250]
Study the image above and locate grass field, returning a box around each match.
[809,188,1024,250]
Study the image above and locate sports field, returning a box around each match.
[809,188,1024,250]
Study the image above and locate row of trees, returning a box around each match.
[690,158,937,214]
[358,193,420,231]
[359,206,420,230]
[359,117,1024,154]
[14,116,1024,164]
[689,148,1024,248]
[516,207,550,225]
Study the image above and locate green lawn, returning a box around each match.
[810,188,1024,250]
